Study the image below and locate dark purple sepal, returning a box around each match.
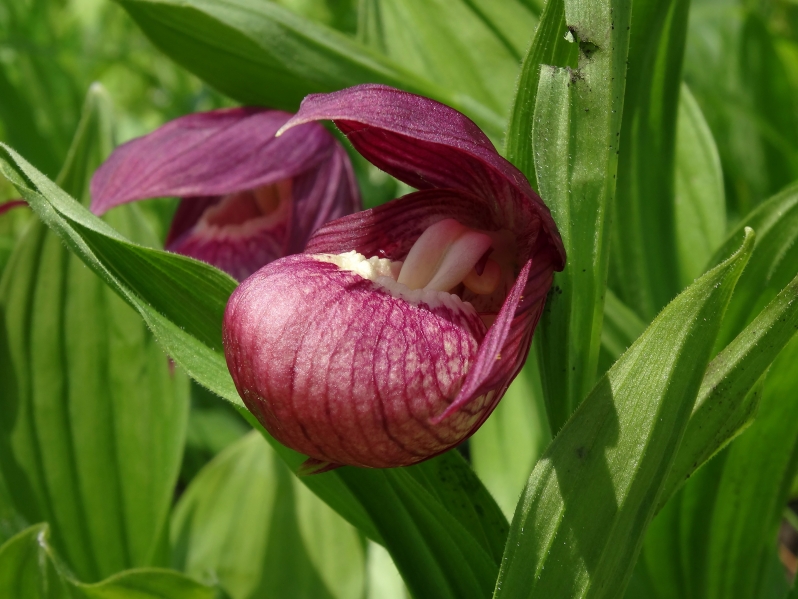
[90,108,334,214]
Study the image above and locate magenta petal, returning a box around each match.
[286,144,361,256]
[280,84,565,269]
[224,254,490,468]
[90,107,335,215]
[432,259,541,424]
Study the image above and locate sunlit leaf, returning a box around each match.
[495,228,754,598]
[357,0,534,121]
[172,431,349,599]
[529,0,632,431]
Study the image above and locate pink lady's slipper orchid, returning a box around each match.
[224,85,566,470]
[90,107,360,280]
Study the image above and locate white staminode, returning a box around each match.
[314,218,502,312]
[398,219,501,294]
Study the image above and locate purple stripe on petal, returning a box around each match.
[224,253,489,468]
[90,107,336,215]
[279,84,565,269]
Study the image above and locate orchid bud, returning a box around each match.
[224,85,566,470]
[90,107,360,280]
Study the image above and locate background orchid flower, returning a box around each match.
[223,85,566,471]
[90,107,360,280]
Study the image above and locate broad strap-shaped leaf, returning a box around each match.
[0,143,508,599]
[495,229,754,598]
[118,0,503,138]
[0,87,189,582]
[0,524,216,599]
[609,0,690,320]
[528,0,632,432]
[673,84,726,287]
[660,267,798,504]
[504,0,576,190]
[172,431,356,599]
[631,336,798,599]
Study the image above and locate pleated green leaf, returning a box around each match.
[673,84,726,288]
[172,431,356,599]
[0,87,189,582]
[495,229,754,598]
[0,144,508,599]
[527,0,632,431]
[504,0,577,189]
[0,524,217,599]
[610,0,689,320]
[357,0,535,123]
[118,0,503,137]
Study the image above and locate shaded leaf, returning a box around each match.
[610,0,690,320]
[471,349,551,518]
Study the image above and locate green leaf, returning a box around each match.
[700,338,798,599]
[0,142,508,599]
[0,524,217,599]
[172,431,349,599]
[118,0,503,137]
[0,88,189,582]
[631,335,798,599]
[356,0,534,119]
[504,0,577,189]
[471,348,551,518]
[660,267,798,505]
[600,289,647,362]
[530,0,632,431]
[673,84,726,288]
[711,181,798,349]
[609,0,690,320]
[684,4,798,215]
[364,542,407,599]
[494,229,754,598]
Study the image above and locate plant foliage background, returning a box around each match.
[1,0,798,597]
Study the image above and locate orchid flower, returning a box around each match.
[90,107,360,281]
[223,85,566,471]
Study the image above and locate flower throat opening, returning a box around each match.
[397,219,501,295]
[201,180,292,230]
